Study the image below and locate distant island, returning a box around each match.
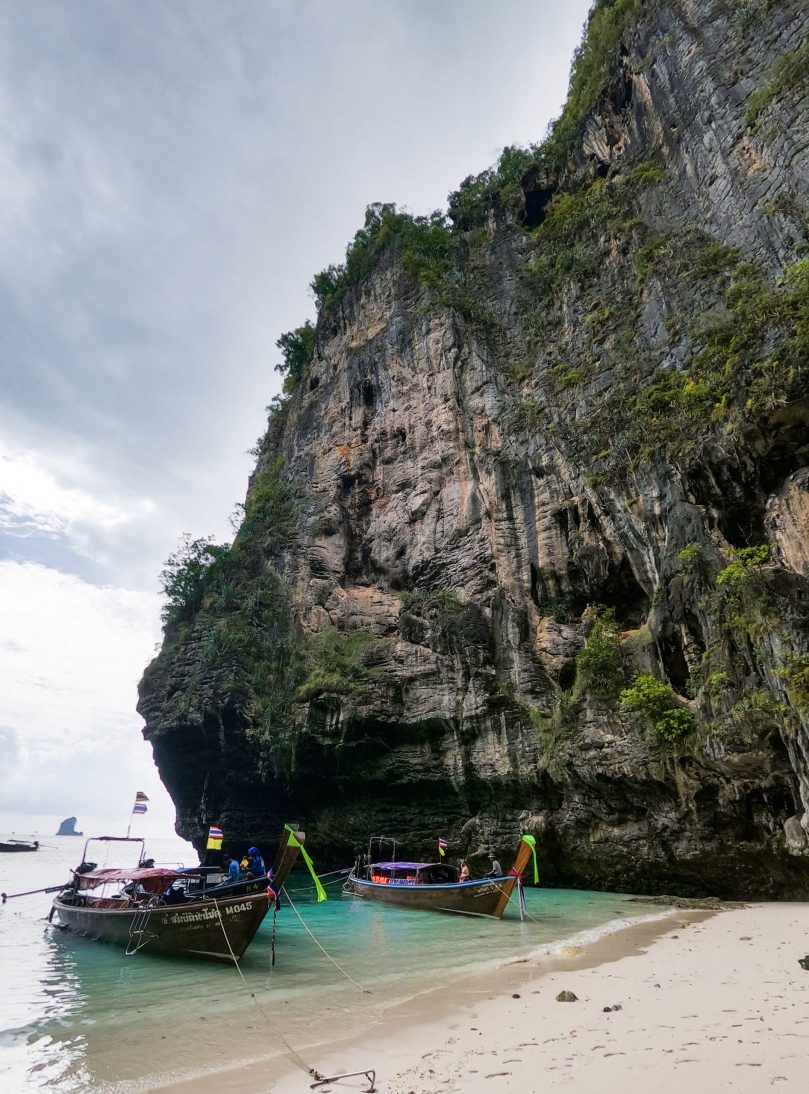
[56,817,83,836]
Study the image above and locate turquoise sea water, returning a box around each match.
[0,836,665,1091]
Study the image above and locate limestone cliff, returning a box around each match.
[138,0,809,897]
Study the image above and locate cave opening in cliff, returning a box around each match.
[523,182,554,229]
[657,629,690,694]
[590,557,649,627]
[759,412,809,496]
[558,661,577,690]
[685,461,767,550]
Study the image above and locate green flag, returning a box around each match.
[285,825,327,902]
[521,834,539,884]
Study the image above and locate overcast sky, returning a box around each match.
[0,0,593,839]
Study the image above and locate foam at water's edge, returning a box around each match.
[529,908,676,961]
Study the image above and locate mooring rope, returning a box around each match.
[284,872,350,894]
[212,896,325,1083]
[282,887,372,994]
[490,877,542,924]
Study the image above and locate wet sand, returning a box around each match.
[151,903,803,1091]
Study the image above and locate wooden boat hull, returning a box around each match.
[345,873,520,918]
[0,842,39,852]
[52,890,271,962]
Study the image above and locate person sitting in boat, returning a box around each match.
[245,847,266,878]
[163,883,188,905]
[484,854,503,878]
[223,855,241,884]
[458,860,470,883]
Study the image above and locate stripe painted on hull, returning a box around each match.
[346,874,518,918]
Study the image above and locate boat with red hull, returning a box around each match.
[345,835,537,919]
[51,827,304,962]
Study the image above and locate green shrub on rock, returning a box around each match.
[574,608,623,698]
[654,707,695,743]
[620,673,694,743]
[295,627,377,702]
[715,545,771,588]
[275,322,315,395]
[160,535,230,624]
[676,543,703,577]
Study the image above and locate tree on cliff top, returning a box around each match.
[160,534,230,624]
[275,322,315,395]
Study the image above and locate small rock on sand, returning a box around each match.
[556,991,578,1002]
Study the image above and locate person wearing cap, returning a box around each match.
[484,853,502,878]
[245,847,266,878]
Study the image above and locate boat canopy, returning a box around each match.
[373,861,431,871]
[75,867,184,890]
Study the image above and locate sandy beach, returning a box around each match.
[170,902,809,1094]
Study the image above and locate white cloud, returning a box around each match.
[0,442,157,573]
[0,448,135,532]
[0,560,176,831]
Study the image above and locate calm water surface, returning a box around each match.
[0,835,665,1090]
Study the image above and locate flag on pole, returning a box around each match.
[132,791,149,815]
[284,824,327,902]
[438,837,448,858]
[206,825,224,851]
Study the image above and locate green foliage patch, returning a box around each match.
[620,673,695,743]
[715,545,771,588]
[574,608,624,698]
[597,257,809,468]
[311,203,453,312]
[275,322,315,395]
[295,626,378,702]
[160,535,231,625]
[523,161,663,302]
[746,40,809,129]
[239,457,300,550]
[777,655,809,712]
[676,544,703,577]
[712,546,777,640]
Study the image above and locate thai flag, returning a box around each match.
[132,802,148,814]
[206,825,224,850]
[438,837,448,857]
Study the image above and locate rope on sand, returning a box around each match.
[212,897,326,1083]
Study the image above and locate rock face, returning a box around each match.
[139,0,809,897]
[56,817,82,837]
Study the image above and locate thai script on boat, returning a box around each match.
[162,908,219,925]
[473,884,497,898]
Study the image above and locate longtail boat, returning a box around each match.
[50,827,305,962]
[0,839,39,853]
[344,834,537,919]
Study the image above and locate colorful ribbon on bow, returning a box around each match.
[285,825,327,902]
